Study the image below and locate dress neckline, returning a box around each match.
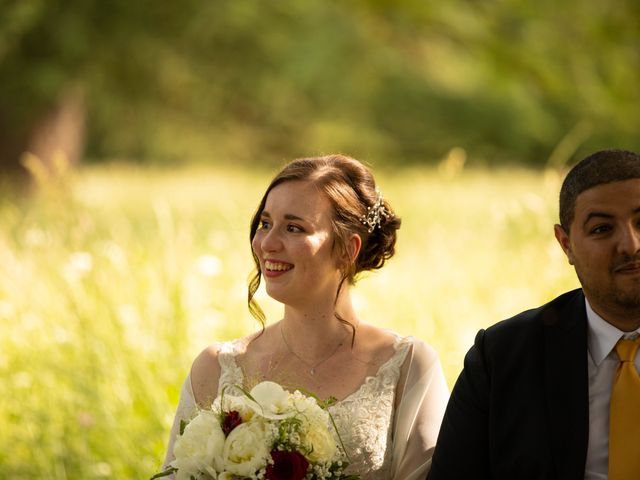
[219,333,411,404]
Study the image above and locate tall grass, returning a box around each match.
[0,163,579,478]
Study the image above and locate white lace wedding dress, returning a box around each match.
[163,334,449,480]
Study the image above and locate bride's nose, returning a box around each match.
[259,227,283,253]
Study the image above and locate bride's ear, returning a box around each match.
[346,233,362,264]
[335,233,362,272]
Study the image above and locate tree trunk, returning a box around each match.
[0,86,86,188]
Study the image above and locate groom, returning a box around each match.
[428,149,640,480]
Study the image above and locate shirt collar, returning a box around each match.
[586,298,640,366]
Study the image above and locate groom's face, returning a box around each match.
[554,178,640,326]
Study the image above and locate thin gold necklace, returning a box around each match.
[280,324,347,376]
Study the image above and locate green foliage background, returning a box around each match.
[1,0,639,167]
[1,1,636,477]
[0,163,580,478]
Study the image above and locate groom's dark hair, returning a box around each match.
[559,149,640,231]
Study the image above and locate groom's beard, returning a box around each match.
[578,253,640,319]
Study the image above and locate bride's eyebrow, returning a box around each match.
[260,211,306,222]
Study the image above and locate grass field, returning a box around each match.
[0,162,580,478]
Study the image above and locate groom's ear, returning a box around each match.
[554,224,575,265]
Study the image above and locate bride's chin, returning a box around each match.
[264,286,290,305]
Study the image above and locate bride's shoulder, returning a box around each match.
[190,344,222,407]
[357,323,413,347]
[364,324,436,351]
[357,324,439,368]
[190,336,250,407]
[355,323,403,365]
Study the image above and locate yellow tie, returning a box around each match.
[609,337,640,480]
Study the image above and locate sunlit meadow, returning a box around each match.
[0,161,579,478]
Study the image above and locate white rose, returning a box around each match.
[290,390,320,414]
[300,415,338,463]
[213,393,255,422]
[248,381,294,419]
[291,393,332,428]
[221,420,270,477]
[171,410,225,479]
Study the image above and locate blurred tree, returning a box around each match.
[0,0,198,175]
[355,0,640,165]
[1,0,639,174]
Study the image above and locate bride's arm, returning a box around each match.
[161,375,196,470]
[161,345,222,470]
[390,338,450,480]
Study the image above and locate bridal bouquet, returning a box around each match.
[151,381,359,480]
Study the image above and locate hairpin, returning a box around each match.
[360,188,390,233]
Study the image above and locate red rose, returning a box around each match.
[221,410,242,436]
[265,450,309,480]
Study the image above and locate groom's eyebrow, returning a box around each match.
[583,212,613,226]
[582,206,640,227]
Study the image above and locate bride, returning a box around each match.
[163,154,449,479]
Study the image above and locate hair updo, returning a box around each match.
[248,154,401,324]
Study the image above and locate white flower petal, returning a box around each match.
[249,381,294,419]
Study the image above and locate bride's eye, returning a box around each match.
[287,224,303,233]
[258,219,271,230]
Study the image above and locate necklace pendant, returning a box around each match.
[310,368,316,375]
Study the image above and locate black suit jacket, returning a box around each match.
[428,289,589,480]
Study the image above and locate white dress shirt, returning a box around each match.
[584,299,640,480]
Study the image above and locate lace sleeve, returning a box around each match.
[390,338,449,480]
[162,375,197,471]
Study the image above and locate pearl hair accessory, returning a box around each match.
[360,188,391,233]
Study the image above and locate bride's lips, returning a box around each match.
[263,259,294,277]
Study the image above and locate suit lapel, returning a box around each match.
[542,291,589,479]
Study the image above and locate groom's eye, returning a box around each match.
[589,224,611,234]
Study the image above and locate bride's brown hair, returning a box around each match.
[248,154,401,331]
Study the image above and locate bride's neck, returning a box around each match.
[281,292,357,352]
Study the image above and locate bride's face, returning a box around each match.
[251,180,342,307]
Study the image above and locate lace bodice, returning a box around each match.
[217,336,411,480]
[164,334,448,480]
